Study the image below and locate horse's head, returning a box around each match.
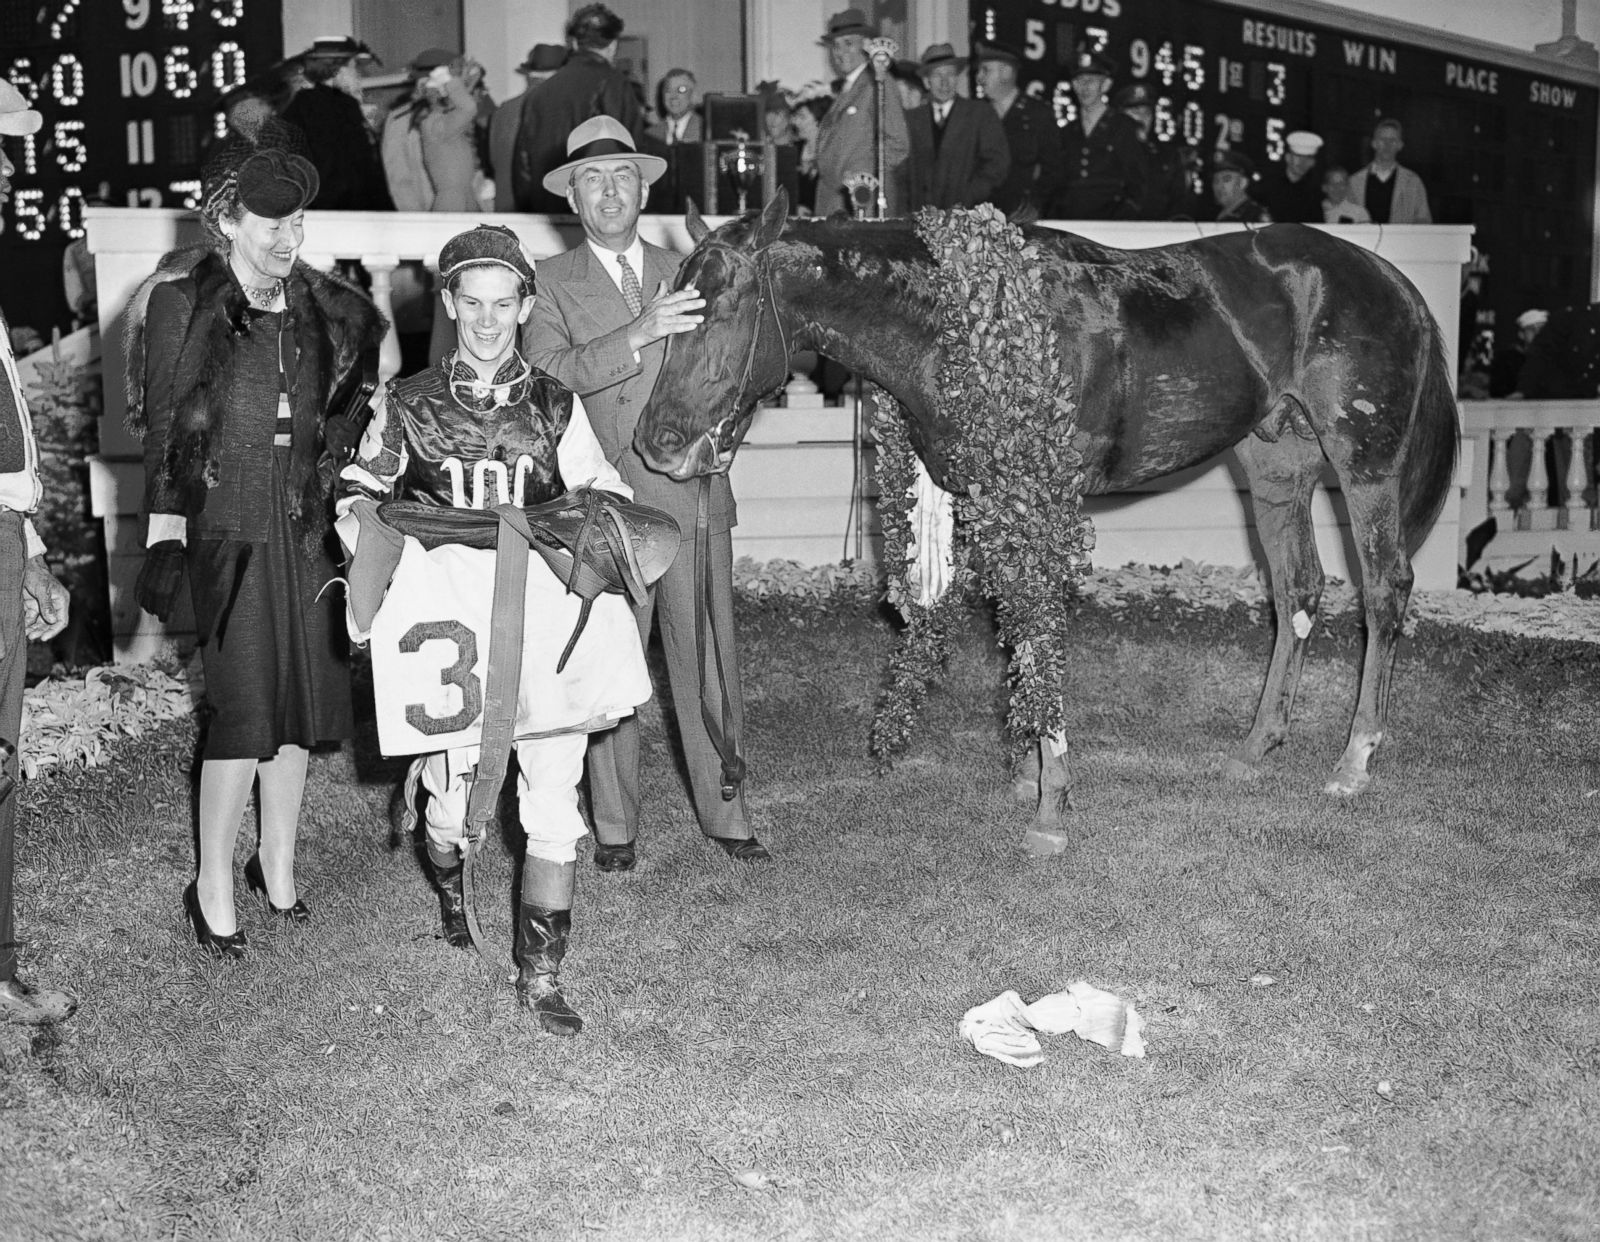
[635,191,793,480]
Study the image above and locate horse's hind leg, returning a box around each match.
[1324,479,1412,797]
[1228,431,1328,780]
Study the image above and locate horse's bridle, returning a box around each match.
[685,247,792,474]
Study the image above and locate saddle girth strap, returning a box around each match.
[694,476,745,799]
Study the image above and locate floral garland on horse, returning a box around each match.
[870,205,1095,758]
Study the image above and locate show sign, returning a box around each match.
[976,0,1600,327]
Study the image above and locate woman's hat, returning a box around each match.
[541,116,667,197]
[301,36,379,65]
[439,224,536,287]
[235,149,320,217]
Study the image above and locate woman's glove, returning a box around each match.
[134,540,186,621]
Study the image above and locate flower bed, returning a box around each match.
[19,662,198,779]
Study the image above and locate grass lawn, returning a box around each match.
[2,594,1597,1241]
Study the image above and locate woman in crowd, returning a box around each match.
[381,51,491,213]
[130,126,385,957]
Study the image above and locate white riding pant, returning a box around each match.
[421,732,589,863]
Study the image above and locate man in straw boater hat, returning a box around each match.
[339,223,664,1035]
[527,116,772,873]
[905,42,1010,211]
[0,79,74,1024]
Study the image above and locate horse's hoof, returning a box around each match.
[1223,757,1263,784]
[1009,779,1035,805]
[1323,769,1370,798]
[1022,827,1072,857]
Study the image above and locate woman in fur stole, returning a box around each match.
[129,123,385,956]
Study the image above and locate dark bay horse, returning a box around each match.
[636,193,1457,849]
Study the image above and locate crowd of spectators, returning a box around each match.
[215,4,1442,232]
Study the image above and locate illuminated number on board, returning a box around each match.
[127,188,162,207]
[1084,27,1109,53]
[14,133,38,175]
[120,52,158,98]
[1154,96,1177,143]
[13,190,47,242]
[1182,45,1206,91]
[126,120,155,165]
[212,42,246,92]
[1129,39,1149,79]
[1266,63,1287,107]
[1051,82,1076,126]
[1153,42,1176,87]
[1266,117,1286,161]
[210,0,243,24]
[58,187,85,239]
[1182,101,1205,145]
[168,179,202,209]
[54,121,87,172]
[163,0,196,31]
[165,47,198,99]
[123,0,150,29]
[51,55,85,106]
[1024,20,1046,61]
[400,621,484,735]
[9,62,39,104]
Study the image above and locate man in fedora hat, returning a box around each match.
[1260,129,1324,223]
[0,80,74,1025]
[906,43,1009,211]
[1211,149,1271,223]
[974,43,1062,221]
[1055,50,1147,219]
[815,8,910,216]
[490,43,565,211]
[512,4,645,214]
[526,118,771,869]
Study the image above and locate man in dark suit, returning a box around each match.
[511,4,644,214]
[815,8,910,217]
[489,43,564,212]
[906,43,1010,211]
[974,42,1063,222]
[525,117,769,868]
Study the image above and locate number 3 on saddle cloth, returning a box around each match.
[338,489,680,768]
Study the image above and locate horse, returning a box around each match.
[635,192,1458,852]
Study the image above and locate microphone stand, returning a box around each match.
[864,37,898,220]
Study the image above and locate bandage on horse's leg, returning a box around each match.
[1023,735,1073,855]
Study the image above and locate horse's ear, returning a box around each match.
[685,198,709,244]
[749,189,789,250]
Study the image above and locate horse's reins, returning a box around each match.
[688,249,791,801]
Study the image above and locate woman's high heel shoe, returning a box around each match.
[183,882,247,959]
[243,854,311,925]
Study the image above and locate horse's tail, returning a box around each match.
[1400,320,1459,554]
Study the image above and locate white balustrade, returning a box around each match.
[1459,400,1600,577]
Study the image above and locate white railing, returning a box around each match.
[84,208,1472,660]
[1459,400,1600,577]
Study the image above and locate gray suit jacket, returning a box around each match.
[816,69,910,217]
[524,240,736,534]
[1348,164,1432,224]
[907,97,1010,210]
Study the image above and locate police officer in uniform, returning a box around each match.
[1111,82,1197,220]
[1211,149,1271,223]
[1053,51,1148,220]
[974,42,1063,222]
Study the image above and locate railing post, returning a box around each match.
[362,254,404,384]
[1528,428,1552,526]
[1488,427,1512,523]
[1565,426,1590,531]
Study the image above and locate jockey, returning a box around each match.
[338,224,653,1035]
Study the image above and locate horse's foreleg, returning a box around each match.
[1228,434,1327,781]
[1326,482,1412,797]
[1022,735,1074,856]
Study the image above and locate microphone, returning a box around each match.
[865,37,899,78]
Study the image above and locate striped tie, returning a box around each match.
[617,254,643,316]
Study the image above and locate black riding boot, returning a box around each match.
[427,852,473,951]
[515,904,583,1035]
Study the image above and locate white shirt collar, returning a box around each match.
[586,237,647,296]
[842,63,867,92]
[933,100,951,123]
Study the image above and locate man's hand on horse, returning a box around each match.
[627,282,705,354]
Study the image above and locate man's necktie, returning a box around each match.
[617,254,643,316]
